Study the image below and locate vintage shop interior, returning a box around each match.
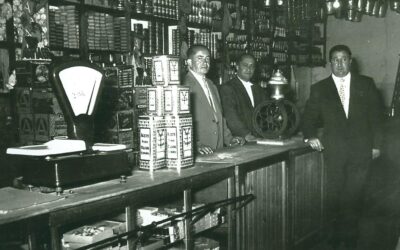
[1,0,400,249]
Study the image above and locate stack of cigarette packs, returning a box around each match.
[101,66,136,149]
[139,55,193,171]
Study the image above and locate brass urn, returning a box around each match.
[268,69,288,100]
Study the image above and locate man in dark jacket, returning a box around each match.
[220,54,267,141]
[302,44,383,249]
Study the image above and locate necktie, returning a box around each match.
[339,79,346,107]
[203,77,216,112]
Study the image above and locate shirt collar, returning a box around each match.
[190,69,206,83]
[332,72,351,83]
[237,76,253,87]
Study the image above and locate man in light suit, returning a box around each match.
[183,45,244,155]
[220,53,267,141]
[302,45,383,249]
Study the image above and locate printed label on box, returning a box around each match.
[34,114,67,141]
[140,128,151,161]
[179,90,189,112]
[164,90,173,112]
[19,115,34,136]
[166,127,177,159]
[182,126,192,158]
[147,89,157,112]
[154,61,163,82]
[16,88,31,113]
[156,129,165,159]
[169,60,179,82]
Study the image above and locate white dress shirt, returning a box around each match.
[238,77,255,107]
[332,73,351,118]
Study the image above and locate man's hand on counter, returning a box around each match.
[244,133,257,142]
[304,137,324,151]
[197,144,214,155]
[372,148,380,159]
[229,136,246,147]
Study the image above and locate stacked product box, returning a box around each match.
[101,66,136,150]
[14,60,68,145]
[138,55,193,171]
[49,5,79,49]
[138,115,166,170]
[86,12,128,52]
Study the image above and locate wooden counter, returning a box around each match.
[0,141,324,250]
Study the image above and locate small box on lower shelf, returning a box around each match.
[63,220,124,248]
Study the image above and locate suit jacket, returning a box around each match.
[302,74,383,159]
[220,76,267,137]
[183,71,233,150]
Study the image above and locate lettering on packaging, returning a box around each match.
[182,126,192,158]
[156,129,166,159]
[148,90,156,112]
[164,90,173,112]
[140,128,150,160]
[179,90,189,112]
[167,127,177,159]
[169,61,179,82]
[154,61,164,82]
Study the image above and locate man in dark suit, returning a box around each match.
[183,45,245,155]
[302,45,383,249]
[220,53,267,141]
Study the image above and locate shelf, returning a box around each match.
[272,48,288,53]
[88,49,129,54]
[49,1,126,15]
[131,13,178,25]
[83,4,125,16]
[187,22,213,30]
[49,46,80,53]
[49,0,80,5]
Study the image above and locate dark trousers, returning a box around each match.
[325,151,371,246]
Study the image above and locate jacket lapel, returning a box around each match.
[233,77,254,108]
[348,74,359,120]
[205,78,221,114]
[252,85,263,107]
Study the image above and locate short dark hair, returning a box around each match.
[187,44,210,59]
[236,53,256,64]
[329,45,352,60]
